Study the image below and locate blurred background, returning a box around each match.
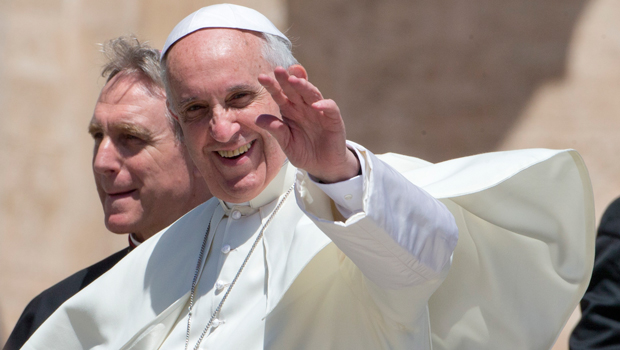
[1,0,619,348]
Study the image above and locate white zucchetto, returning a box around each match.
[161,3,289,59]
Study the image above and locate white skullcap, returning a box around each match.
[161,3,289,60]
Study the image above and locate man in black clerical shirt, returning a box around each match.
[3,35,211,350]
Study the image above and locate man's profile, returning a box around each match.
[3,35,210,350]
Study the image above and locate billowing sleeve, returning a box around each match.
[297,145,595,350]
[418,149,594,350]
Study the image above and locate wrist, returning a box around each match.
[311,148,361,184]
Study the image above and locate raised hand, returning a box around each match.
[257,65,360,183]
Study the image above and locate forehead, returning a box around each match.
[165,28,269,92]
[92,73,167,130]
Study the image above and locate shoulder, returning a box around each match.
[3,247,130,349]
[28,246,130,314]
[598,197,620,240]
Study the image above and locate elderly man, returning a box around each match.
[23,5,594,350]
[3,36,210,350]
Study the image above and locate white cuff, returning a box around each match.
[310,146,366,218]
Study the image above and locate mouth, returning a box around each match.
[107,189,136,198]
[217,141,254,159]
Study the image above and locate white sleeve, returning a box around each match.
[295,141,458,289]
[310,145,366,218]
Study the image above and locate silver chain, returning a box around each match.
[185,185,294,350]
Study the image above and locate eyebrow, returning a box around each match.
[117,123,153,139]
[177,84,260,107]
[228,84,258,94]
[88,121,103,136]
[87,120,153,140]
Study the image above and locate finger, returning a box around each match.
[274,67,305,105]
[312,99,343,125]
[312,99,340,117]
[288,75,324,106]
[258,73,288,106]
[255,113,292,147]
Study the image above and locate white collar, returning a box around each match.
[129,233,142,248]
[218,160,296,214]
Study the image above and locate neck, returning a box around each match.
[218,160,296,210]
[128,233,142,249]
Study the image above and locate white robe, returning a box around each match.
[22,144,594,350]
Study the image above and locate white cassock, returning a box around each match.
[22,142,594,350]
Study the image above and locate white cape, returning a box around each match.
[382,149,594,350]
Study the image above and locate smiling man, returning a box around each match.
[90,56,208,242]
[152,22,456,349]
[22,5,594,350]
[3,36,210,350]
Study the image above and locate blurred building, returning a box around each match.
[1,0,619,348]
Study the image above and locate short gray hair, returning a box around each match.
[162,31,298,116]
[260,32,298,69]
[101,35,183,140]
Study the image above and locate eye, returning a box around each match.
[90,131,103,140]
[227,91,254,108]
[120,133,146,145]
[187,104,205,112]
[231,92,249,99]
[181,103,210,123]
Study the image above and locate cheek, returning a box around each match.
[181,122,211,148]
[262,132,281,150]
[94,178,106,199]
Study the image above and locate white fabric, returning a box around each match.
[161,4,290,59]
[313,173,363,217]
[160,194,270,348]
[128,233,142,247]
[313,144,366,218]
[22,145,594,350]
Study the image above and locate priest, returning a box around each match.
[23,4,595,350]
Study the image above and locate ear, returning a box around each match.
[287,64,308,80]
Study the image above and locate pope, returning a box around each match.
[23,4,595,350]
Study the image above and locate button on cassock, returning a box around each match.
[215,280,227,291]
[221,244,231,254]
[231,210,241,219]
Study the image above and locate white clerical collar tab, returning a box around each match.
[248,160,296,209]
[218,160,295,212]
[161,3,290,59]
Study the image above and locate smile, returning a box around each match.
[217,141,253,158]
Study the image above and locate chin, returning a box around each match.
[216,174,267,202]
[105,217,140,235]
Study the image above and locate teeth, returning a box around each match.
[218,142,252,158]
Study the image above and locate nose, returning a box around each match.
[93,137,121,175]
[209,107,241,143]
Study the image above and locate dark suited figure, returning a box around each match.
[571,197,620,349]
[3,36,211,350]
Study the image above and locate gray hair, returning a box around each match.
[162,31,298,116]
[101,35,183,140]
[260,32,298,69]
